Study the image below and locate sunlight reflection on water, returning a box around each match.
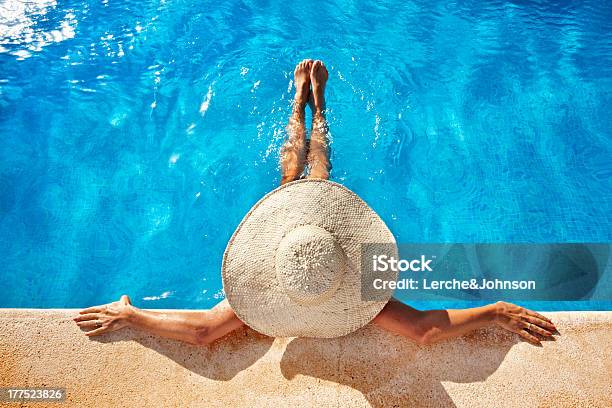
[0,0,76,59]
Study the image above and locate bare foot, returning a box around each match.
[293,59,313,109]
[310,60,328,114]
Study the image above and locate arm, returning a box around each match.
[74,295,244,345]
[373,299,556,346]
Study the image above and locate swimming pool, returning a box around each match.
[1,0,610,310]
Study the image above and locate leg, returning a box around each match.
[280,59,313,185]
[307,60,331,180]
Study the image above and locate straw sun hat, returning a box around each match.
[222,179,398,338]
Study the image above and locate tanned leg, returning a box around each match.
[307,60,331,180]
[280,59,313,185]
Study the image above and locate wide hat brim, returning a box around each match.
[222,179,398,338]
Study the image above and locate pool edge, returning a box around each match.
[1,309,610,407]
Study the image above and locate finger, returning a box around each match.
[523,310,557,333]
[74,313,102,322]
[522,315,555,333]
[85,326,108,337]
[525,309,554,324]
[506,313,527,329]
[524,322,553,337]
[76,320,102,328]
[519,329,542,346]
[79,306,103,314]
[120,295,131,305]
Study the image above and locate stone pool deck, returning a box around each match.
[0,310,610,407]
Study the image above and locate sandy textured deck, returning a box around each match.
[0,310,610,407]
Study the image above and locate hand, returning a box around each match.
[493,301,557,346]
[74,295,134,337]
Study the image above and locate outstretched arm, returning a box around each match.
[373,299,556,346]
[74,295,244,345]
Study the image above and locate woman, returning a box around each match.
[75,60,556,347]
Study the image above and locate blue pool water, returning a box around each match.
[0,0,610,310]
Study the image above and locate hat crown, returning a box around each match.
[275,225,345,305]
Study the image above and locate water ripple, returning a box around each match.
[1,0,611,307]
